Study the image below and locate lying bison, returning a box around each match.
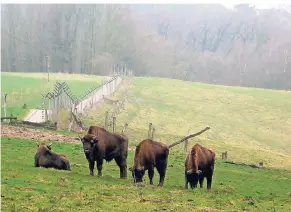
[80,125,128,179]
[129,139,169,187]
[185,143,215,190]
[34,142,71,171]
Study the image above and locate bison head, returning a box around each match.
[80,134,98,161]
[36,142,52,150]
[128,166,145,183]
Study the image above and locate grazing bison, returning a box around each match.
[129,139,169,187]
[34,142,71,171]
[80,125,128,179]
[185,143,215,190]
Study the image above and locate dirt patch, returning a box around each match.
[1,125,136,150]
[1,125,79,144]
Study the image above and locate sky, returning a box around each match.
[0,0,290,12]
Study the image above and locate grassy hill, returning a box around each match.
[84,77,291,169]
[1,72,106,119]
[2,137,291,211]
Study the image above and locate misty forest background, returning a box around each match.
[1,4,291,90]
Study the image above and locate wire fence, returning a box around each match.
[22,64,132,123]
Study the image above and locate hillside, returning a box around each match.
[84,77,291,169]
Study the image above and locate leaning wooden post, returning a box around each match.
[112,116,116,133]
[151,128,155,140]
[148,123,153,139]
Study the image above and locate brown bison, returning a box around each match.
[185,143,215,190]
[128,139,169,187]
[34,142,71,171]
[80,125,128,179]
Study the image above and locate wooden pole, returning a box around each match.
[122,123,128,134]
[104,111,109,130]
[148,123,152,139]
[3,94,7,122]
[151,127,155,140]
[112,116,116,133]
[184,139,188,152]
[168,126,210,149]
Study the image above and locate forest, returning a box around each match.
[1,4,291,90]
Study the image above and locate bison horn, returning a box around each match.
[36,142,40,147]
[186,169,193,174]
[196,170,202,175]
[78,135,83,143]
[137,166,144,171]
[128,167,133,171]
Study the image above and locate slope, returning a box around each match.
[84,77,291,169]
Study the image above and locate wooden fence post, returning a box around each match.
[148,123,152,139]
[3,94,7,122]
[184,139,188,152]
[151,128,155,140]
[104,111,109,130]
[221,151,228,160]
[122,123,128,134]
[112,116,116,133]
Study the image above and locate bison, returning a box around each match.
[128,139,169,187]
[185,143,215,190]
[80,125,128,179]
[34,142,71,171]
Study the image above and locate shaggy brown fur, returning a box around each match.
[34,143,71,171]
[129,139,169,187]
[81,125,128,178]
[185,143,215,190]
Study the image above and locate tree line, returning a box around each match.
[1,4,291,90]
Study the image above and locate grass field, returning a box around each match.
[1,137,291,212]
[1,72,106,119]
[84,77,291,169]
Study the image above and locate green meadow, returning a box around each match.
[1,137,291,212]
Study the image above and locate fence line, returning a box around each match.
[24,64,132,123]
[104,74,133,130]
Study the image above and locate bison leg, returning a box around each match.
[184,173,189,189]
[156,163,167,187]
[89,160,95,176]
[199,175,204,188]
[206,165,214,190]
[96,159,103,177]
[114,156,127,179]
[34,159,39,167]
[148,168,154,185]
[206,176,212,190]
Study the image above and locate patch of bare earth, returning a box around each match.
[1,125,135,150]
[1,125,78,143]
